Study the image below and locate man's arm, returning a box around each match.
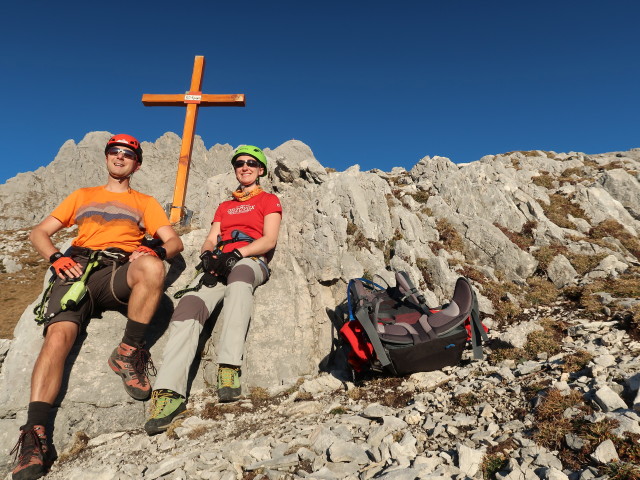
[129,225,184,262]
[154,225,184,259]
[30,216,83,279]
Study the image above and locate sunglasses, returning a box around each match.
[233,159,260,169]
[107,147,137,161]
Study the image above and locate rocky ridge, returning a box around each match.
[25,305,640,479]
[0,135,639,478]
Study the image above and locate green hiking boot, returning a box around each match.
[217,365,241,403]
[144,389,186,436]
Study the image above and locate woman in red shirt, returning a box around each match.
[145,145,282,435]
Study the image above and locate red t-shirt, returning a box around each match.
[213,192,282,253]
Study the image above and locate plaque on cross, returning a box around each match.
[142,55,245,224]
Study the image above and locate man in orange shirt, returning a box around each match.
[11,134,183,480]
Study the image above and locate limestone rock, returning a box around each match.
[547,254,577,288]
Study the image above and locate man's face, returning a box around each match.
[105,146,141,178]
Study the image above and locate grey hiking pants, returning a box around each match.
[154,258,268,397]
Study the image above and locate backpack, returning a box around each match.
[339,271,488,376]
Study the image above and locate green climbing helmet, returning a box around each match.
[231,145,267,177]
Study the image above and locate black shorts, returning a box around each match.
[43,258,132,334]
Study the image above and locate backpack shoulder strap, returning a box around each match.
[395,271,430,314]
[466,278,489,359]
[353,306,396,374]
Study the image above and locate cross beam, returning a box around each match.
[142,55,245,224]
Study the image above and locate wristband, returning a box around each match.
[49,252,64,264]
[153,246,167,260]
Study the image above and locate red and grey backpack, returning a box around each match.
[339,271,488,375]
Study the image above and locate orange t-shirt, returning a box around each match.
[50,186,170,252]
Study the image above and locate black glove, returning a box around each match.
[199,249,243,277]
[199,250,217,273]
[215,249,243,277]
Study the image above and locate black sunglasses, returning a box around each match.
[233,159,260,168]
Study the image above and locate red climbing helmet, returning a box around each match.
[105,134,143,163]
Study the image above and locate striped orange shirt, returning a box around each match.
[50,186,170,252]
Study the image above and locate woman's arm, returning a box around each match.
[201,222,222,254]
[236,212,282,258]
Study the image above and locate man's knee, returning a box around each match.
[41,322,78,354]
[127,256,165,287]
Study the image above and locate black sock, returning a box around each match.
[121,318,148,347]
[25,401,52,429]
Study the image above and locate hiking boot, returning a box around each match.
[144,389,187,436]
[11,425,51,480]
[217,365,241,402]
[107,342,156,401]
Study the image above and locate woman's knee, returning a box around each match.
[227,263,256,284]
[172,295,210,326]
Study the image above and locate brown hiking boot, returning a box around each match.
[108,342,156,401]
[11,425,50,480]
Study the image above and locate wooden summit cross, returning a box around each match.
[142,55,245,224]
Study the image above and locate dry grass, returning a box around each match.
[165,418,185,439]
[416,257,433,290]
[562,350,593,373]
[479,279,524,325]
[481,453,509,479]
[185,425,209,440]
[604,462,640,480]
[0,228,75,339]
[532,245,569,273]
[532,242,605,276]
[559,167,594,184]
[589,219,640,259]
[329,406,347,415]
[410,190,431,204]
[295,391,314,402]
[541,194,589,229]
[523,277,560,307]
[454,392,478,409]
[346,222,370,250]
[494,223,535,251]
[489,318,564,364]
[564,271,640,319]
[433,218,465,254]
[57,431,90,464]
[482,438,518,479]
[532,173,555,189]
[202,402,246,420]
[347,377,413,408]
[565,252,608,275]
[530,386,640,471]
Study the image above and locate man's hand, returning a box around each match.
[50,254,83,280]
[129,245,166,262]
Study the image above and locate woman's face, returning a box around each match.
[233,154,264,186]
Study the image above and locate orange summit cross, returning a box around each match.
[142,55,245,224]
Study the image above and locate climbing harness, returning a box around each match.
[173,230,258,299]
[33,248,130,325]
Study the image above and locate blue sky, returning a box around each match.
[1,1,638,184]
